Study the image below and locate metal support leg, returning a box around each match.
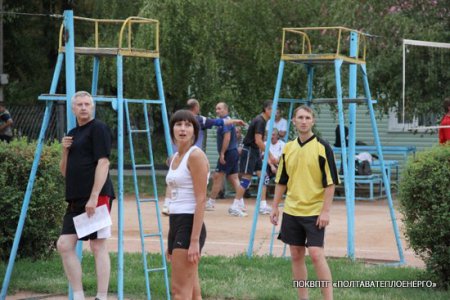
[116,54,125,300]
[360,64,404,264]
[247,60,285,257]
[334,59,355,260]
[0,51,65,299]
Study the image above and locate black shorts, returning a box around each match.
[215,148,239,175]
[168,214,206,255]
[278,213,325,247]
[239,147,262,175]
[61,196,113,241]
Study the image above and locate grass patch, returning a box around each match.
[1,253,449,299]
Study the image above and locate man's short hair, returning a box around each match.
[169,109,200,145]
[186,98,200,111]
[293,105,316,119]
[443,97,450,113]
[71,91,94,106]
[262,100,273,113]
[218,102,228,111]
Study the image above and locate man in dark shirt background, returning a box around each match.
[58,91,115,300]
[0,103,13,143]
[229,100,275,217]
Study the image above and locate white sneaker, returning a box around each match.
[162,206,169,216]
[228,206,248,217]
[259,205,272,215]
[205,199,215,211]
[238,199,247,212]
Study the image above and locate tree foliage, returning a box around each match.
[3,0,449,121]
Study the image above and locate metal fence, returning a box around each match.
[8,103,61,141]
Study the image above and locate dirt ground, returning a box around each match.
[7,196,425,300]
[103,196,424,266]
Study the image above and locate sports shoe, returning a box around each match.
[228,206,248,217]
[205,199,215,211]
[239,199,247,212]
[162,206,169,216]
[259,205,272,215]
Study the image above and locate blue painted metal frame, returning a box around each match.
[248,29,404,264]
[155,59,173,158]
[247,60,285,257]
[116,54,125,300]
[334,59,353,259]
[1,10,173,300]
[360,64,405,264]
[346,32,358,259]
[0,50,61,296]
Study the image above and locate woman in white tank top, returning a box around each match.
[166,109,209,299]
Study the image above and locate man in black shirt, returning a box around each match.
[0,103,13,143]
[57,91,115,300]
[229,100,275,217]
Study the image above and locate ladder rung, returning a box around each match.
[147,267,166,273]
[139,198,158,203]
[135,164,152,168]
[311,97,372,104]
[130,129,149,133]
[143,233,162,238]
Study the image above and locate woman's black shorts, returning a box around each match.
[168,214,206,255]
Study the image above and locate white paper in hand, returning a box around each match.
[73,204,112,239]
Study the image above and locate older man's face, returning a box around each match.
[72,96,94,124]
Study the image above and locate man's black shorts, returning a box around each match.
[239,147,261,175]
[215,148,239,175]
[278,213,325,247]
[168,214,206,255]
[61,196,113,241]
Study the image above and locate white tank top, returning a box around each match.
[166,145,204,214]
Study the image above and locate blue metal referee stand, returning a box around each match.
[247,27,405,265]
[1,11,172,300]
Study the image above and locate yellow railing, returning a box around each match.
[281,26,369,64]
[58,16,160,58]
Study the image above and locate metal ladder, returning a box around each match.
[0,11,174,300]
[125,101,171,300]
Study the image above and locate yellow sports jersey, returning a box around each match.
[275,135,339,216]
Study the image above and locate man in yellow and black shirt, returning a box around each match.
[270,105,338,300]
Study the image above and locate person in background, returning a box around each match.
[165,109,209,299]
[259,128,285,215]
[266,108,288,139]
[271,105,338,300]
[334,124,349,175]
[0,103,14,143]
[439,97,450,145]
[162,99,245,215]
[58,91,115,300]
[231,100,276,217]
[206,102,240,211]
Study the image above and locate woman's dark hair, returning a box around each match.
[169,109,200,145]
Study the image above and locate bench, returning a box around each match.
[332,145,416,162]
[335,159,399,185]
[335,174,384,201]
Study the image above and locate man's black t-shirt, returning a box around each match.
[66,119,115,201]
[243,114,267,149]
